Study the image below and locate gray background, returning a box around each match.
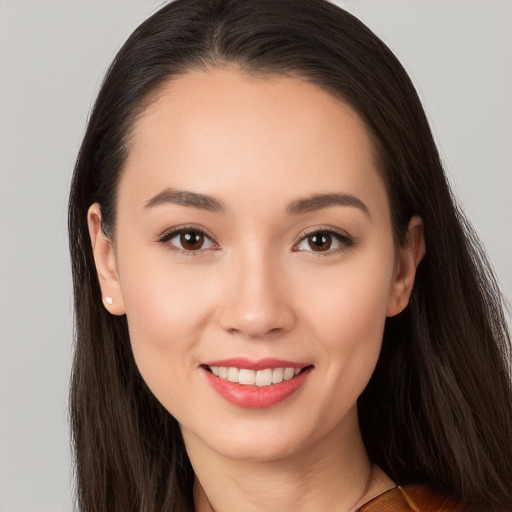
[0,1,510,510]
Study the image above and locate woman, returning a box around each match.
[68,0,512,511]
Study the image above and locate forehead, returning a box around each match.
[120,68,389,218]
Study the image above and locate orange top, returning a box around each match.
[358,485,463,511]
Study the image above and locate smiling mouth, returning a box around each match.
[203,365,312,387]
[201,362,314,408]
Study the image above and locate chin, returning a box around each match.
[212,433,306,463]
[182,410,335,464]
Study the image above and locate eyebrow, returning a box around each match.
[286,193,371,218]
[144,188,225,212]
[144,188,370,218]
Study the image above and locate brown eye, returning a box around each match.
[180,231,205,250]
[294,229,353,254]
[165,229,215,252]
[308,232,332,251]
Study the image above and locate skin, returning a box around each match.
[88,68,425,511]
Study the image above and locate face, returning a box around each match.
[89,68,422,463]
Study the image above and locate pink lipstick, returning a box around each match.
[201,358,313,408]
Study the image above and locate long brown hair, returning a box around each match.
[68,1,512,511]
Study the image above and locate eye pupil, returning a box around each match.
[181,231,204,250]
[309,233,332,251]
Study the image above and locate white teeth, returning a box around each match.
[238,369,256,385]
[283,368,295,381]
[208,366,303,387]
[272,367,284,384]
[227,367,239,383]
[255,369,273,387]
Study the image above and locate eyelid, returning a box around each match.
[292,226,356,254]
[157,224,220,255]
[157,223,216,241]
[156,224,355,255]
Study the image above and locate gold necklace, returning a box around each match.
[347,464,375,512]
[196,463,375,512]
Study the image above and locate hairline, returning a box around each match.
[106,60,394,242]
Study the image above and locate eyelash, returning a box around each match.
[292,227,356,255]
[157,226,219,257]
[157,226,355,256]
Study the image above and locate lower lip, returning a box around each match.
[202,367,312,408]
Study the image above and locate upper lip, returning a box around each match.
[202,357,310,371]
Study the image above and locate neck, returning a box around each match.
[185,410,394,512]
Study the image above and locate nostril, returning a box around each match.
[226,326,287,339]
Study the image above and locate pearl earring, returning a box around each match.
[104,297,114,305]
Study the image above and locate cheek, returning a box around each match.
[301,252,393,344]
[121,245,219,329]
[117,252,219,401]
[296,248,395,396]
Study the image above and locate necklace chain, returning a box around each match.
[198,463,375,512]
[347,464,375,512]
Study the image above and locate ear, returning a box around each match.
[387,215,426,317]
[87,203,126,315]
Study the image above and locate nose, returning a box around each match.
[217,250,297,339]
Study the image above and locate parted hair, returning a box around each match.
[68,1,512,511]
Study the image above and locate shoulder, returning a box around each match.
[358,484,464,512]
